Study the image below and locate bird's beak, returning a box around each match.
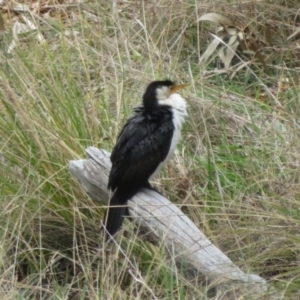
[170,84,189,94]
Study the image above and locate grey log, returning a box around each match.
[69,147,269,293]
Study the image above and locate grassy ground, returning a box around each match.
[0,0,300,299]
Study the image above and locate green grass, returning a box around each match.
[0,0,300,299]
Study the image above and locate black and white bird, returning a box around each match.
[105,80,188,238]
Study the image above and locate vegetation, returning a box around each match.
[0,0,299,298]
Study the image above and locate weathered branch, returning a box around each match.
[69,147,268,291]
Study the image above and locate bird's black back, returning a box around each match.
[108,105,174,194]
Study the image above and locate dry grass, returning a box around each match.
[0,0,299,299]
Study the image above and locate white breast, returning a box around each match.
[151,93,188,178]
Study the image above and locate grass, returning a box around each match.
[0,0,300,299]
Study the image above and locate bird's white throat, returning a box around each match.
[159,93,188,130]
[150,93,188,179]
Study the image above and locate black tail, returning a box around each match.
[104,189,129,239]
[104,182,154,239]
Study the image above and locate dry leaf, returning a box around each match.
[287,27,300,41]
[7,15,46,53]
[223,35,239,69]
[197,13,234,27]
[8,21,30,53]
[199,37,222,68]
[198,12,267,72]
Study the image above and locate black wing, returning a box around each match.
[108,107,174,192]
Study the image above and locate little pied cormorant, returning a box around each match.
[105,80,188,238]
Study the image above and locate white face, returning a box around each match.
[156,86,172,101]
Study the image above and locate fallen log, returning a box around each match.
[69,147,270,295]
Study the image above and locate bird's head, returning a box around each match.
[143,80,188,109]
